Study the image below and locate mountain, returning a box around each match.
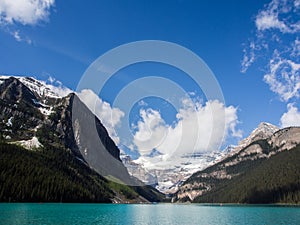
[121,149,233,194]
[174,123,300,204]
[226,122,279,157]
[0,75,164,203]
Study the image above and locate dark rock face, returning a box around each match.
[70,94,121,161]
[70,94,135,185]
[0,77,43,140]
[0,77,39,106]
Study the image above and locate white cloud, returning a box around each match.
[242,0,300,108]
[0,0,55,26]
[10,30,32,44]
[242,0,300,73]
[256,12,289,33]
[12,30,21,41]
[77,89,125,145]
[133,108,168,156]
[280,103,300,127]
[39,76,72,97]
[0,0,54,43]
[263,51,300,101]
[132,98,241,159]
[291,38,300,57]
[255,0,300,33]
[45,82,72,97]
[47,76,55,84]
[241,41,257,73]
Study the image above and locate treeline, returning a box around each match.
[193,145,300,204]
[0,142,113,202]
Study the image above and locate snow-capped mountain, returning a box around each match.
[122,148,234,194]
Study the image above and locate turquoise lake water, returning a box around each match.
[0,203,299,225]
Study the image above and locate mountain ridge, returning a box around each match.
[174,125,300,203]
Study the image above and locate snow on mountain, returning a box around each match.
[122,148,233,194]
[0,75,72,100]
[121,153,158,185]
[228,122,279,156]
[14,136,43,150]
[0,75,72,116]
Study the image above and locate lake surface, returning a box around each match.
[0,203,299,225]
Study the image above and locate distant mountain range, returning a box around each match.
[0,75,299,204]
[0,76,164,203]
[121,148,233,193]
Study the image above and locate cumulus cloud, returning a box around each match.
[280,103,300,127]
[77,89,125,145]
[132,98,241,159]
[0,0,55,25]
[0,0,55,43]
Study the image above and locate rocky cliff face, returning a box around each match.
[0,77,44,141]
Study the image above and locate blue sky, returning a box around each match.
[0,0,300,158]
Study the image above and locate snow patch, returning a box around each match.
[15,136,43,150]
[6,117,13,127]
[18,76,69,98]
[39,106,53,116]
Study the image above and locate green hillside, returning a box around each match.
[0,142,163,203]
[193,145,300,204]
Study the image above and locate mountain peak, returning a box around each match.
[0,75,72,100]
[0,76,39,107]
[257,122,279,131]
[229,122,279,155]
[250,122,279,140]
